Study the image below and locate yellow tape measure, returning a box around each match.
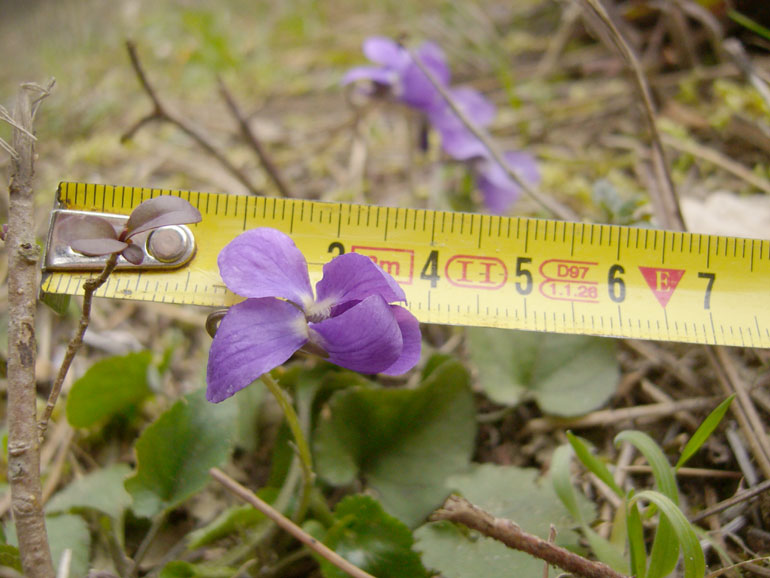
[41,182,770,348]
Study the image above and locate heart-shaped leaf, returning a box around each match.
[318,495,429,578]
[314,356,476,527]
[466,328,619,416]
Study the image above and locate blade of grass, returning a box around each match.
[676,395,735,470]
[567,432,623,497]
[615,431,678,504]
[551,444,584,523]
[626,498,647,578]
[630,491,705,578]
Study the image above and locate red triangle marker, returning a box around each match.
[639,267,685,308]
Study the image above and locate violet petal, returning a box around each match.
[342,66,398,87]
[124,196,202,238]
[314,253,405,311]
[475,151,540,215]
[70,238,129,257]
[59,214,119,244]
[218,228,314,307]
[380,305,421,375]
[206,298,308,403]
[309,295,402,374]
[362,36,410,69]
[121,243,145,265]
[428,87,496,160]
[400,41,451,110]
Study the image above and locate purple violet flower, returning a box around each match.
[343,36,450,112]
[427,86,496,160]
[473,151,541,215]
[206,228,421,403]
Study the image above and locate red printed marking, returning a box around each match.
[445,255,507,289]
[639,267,685,308]
[539,259,599,303]
[351,246,414,285]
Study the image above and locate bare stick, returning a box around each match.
[6,82,56,578]
[122,41,260,196]
[431,495,629,578]
[579,0,686,231]
[209,468,376,578]
[690,478,770,524]
[406,46,578,221]
[38,254,118,437]
[217,78,294,198]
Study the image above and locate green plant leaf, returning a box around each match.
[314,356,476,527]
[0,544,22,572]
[627,499,647,578]
[629,491,705,578]
[415,464,595,578]
[125,389,235,518]
[46,514,91,578]
[319,495,428,578]
[66,351,153,428]
[46,464,131,521]
[158,560,235,578]
[466,328,618,416]
[566,432,623,497]
[676,395,735,469]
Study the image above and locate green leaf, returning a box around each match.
[0,544,22,572]
[319,495,428,578]
[66,351,153,428]
[415,464,595,578]
[187,494,274,549]
[314,356,476,527]
[125,389,234,518]
[551,445,628,572]
[158,560,234,578]
[46,514,91,578]
[614,430,678,504]
[626,499,647,578]
[40,292,71,316]
[629,491,705,578]
[46,464,131,521]
[676,395,735,469]
[466,328,619,416]
[566,432,623,497]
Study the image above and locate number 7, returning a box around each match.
[698,272,716,310]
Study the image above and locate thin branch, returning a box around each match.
[578,0,686,231]
[7,83,55,578]
[217,77,294,198]
[209,468,377,578]
[431,495,629,578]
[122,40,260,196]
[406,45,578,221]
[690,478,770,524]
[38,254,119,438]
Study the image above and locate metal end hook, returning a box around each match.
[205,309,228,338]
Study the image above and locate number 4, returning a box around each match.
[698,272,715,310]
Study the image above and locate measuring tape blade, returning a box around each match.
[40,182,770,348]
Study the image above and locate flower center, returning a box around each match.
[304,296,336,323]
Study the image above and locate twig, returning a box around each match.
[405,45,578,221]
[578,0,685,231]
[217,77,294,198]
[38,254,119,438]
[690,478,770,524]
[661,133,770,195]
[707,347,770,479]
[122,40,260,196]
[209,468,377,578]
[523,396,720,434]
[431,495,629,578]
[6,83,56,577]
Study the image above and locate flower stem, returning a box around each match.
[39,253,119,438]
[259,373,315,523]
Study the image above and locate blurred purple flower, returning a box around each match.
[59,196,201,265]
[344,35,541,215]
[473,151,541,215]
[343,36,450,112]
[206,228,421,403]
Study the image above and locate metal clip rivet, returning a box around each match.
[147,227,187,263]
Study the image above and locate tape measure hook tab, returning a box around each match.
[44,209,197,272]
